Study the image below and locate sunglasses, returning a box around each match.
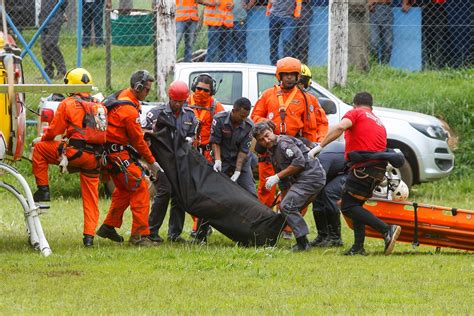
[196,86,211,93]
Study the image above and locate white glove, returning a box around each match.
[308,144,323,160]
[213,160,222,172]
[185,137,193,144]
[230,171,241,182]
[150,161,164,174]
[265,174,280,190]
[31,137,42,146]
[58,154,68,174]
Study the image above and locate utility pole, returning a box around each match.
[328,0,348,89]
[154,0,176,101]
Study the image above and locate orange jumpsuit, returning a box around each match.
[32,93,101,236]
[189,94,224,230]
[251,85,326,207]
[102,88,156,237]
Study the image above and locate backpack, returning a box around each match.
[72,96,107,145]
[103,90,137,112]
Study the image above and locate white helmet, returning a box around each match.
[372,185,391,199]
[391,180,409,201]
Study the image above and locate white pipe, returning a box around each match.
[0,181,40,248]
[0,163,52,256]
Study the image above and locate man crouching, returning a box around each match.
[253,122,326,251]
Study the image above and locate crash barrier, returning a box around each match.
[0,162,52,256]
[146,127,285,246]
[344,198,474,252]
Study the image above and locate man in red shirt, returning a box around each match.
[308,92,401,256]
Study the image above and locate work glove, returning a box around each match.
[31,137,42,146]
[185,137,193,144]
[58,154,68,174]
[265,174,280,190]
[230,171,241,182]
[213,160,222,172]
[308,144,323,160]
[150,161,164,174]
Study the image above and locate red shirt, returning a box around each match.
[342,107,387,160]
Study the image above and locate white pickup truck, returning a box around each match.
[38,62,454,187]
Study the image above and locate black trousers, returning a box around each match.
[148,170,185,239]
[341,167,389,247]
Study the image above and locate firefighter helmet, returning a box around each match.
[300,64,312,88]
[168,80,189,101]
[64,68,93,85]
[275,57,301,81]
[391,180,409,201]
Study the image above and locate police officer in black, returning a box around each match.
[310,141,346,248]
[210,97,256,196]
[145,81,198,243]
[253,122,326,251]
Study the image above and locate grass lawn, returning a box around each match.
[0,173,473,314]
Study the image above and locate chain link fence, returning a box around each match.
[4,0,473,102]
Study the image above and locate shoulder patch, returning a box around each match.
[286,148,294,158]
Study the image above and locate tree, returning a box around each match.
[154,0,176,101]
[328,0,348,89]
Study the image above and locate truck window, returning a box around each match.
[190,71,242,106]
[257,73,278,97]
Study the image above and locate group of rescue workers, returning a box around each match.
[31,56,403,255]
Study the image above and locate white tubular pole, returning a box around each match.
[0,163,52,256]
[0,181,40,248]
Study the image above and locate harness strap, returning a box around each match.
[276,85,298,135]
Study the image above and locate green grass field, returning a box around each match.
[2,42,474,313]
[1,192,473,314]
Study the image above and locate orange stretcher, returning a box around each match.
[343,198,474,251]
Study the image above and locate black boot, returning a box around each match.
[96,224,124,242]
[33,185,50,202]
[310,210,329,247]
[292,236,310,252]
[344,244,367,256]
[83,234,94,247]
[326,212,343,247]
[384,225,401,256]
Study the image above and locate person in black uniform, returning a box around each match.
[210,97,256,196]
[309,141,346,247]
[146,81,198,243]
[253,122,326,251]
[39,0,68,80]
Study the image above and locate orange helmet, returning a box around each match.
[168,80,189,101]
[275,57,301,81]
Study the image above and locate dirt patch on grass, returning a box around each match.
[46,270,83,277]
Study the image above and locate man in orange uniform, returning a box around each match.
[188,73,224,237]
[202,0,234,62]
[96,70,162,247]
[251,57,321,207]
[176,0,199,62]
[31,68,105,247]
[299,64,328,142]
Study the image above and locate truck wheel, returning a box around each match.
[398,161,414,189]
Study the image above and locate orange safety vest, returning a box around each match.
[176,0,199,22]
[203,0,234,28]
[265,0,302,18]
